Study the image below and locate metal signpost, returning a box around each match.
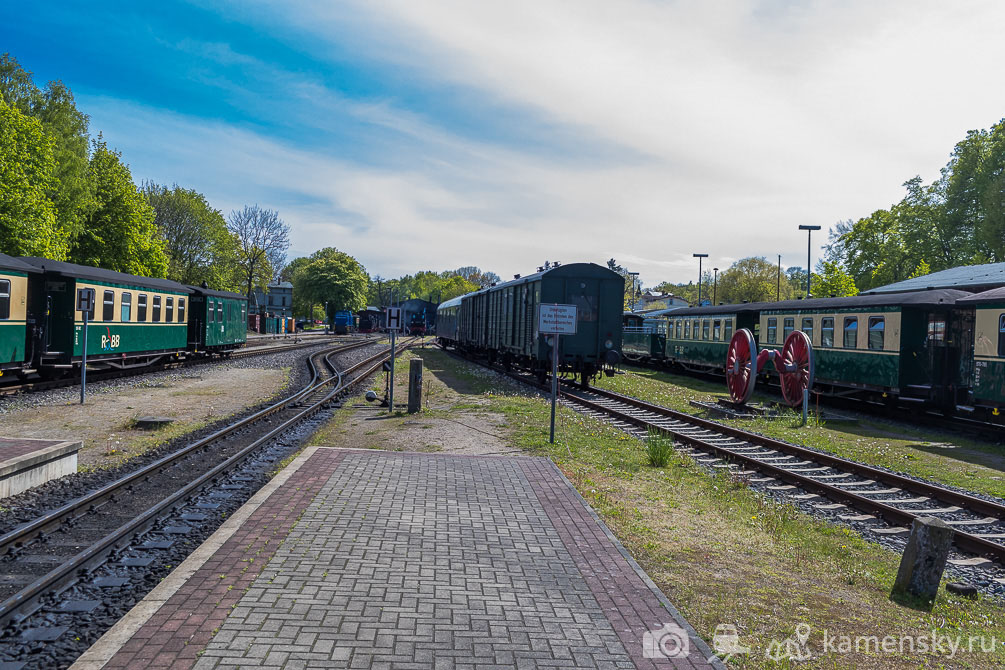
[538,303,577,443]
[386,307,402,411]
[76,288,95,404]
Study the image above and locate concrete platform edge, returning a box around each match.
[69,445,322,670]
[549,460,727,670]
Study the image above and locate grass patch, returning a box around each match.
[409,350,1005,669]
[644,427,675,467]
[593,365,1005,500]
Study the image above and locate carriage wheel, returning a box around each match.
[726,329,757,404]
[777,330,814,408]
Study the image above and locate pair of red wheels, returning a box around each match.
[726,328,814,407]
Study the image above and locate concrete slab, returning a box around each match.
[0,437,80,498]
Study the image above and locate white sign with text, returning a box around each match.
[538,303,577,335]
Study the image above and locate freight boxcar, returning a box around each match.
[438,263,623,385]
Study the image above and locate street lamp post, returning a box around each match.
[693,253,708,305]
[798,225,821,298]
[712,268,718,306]
[627,272,639,312]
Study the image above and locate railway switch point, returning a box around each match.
[893,516,954,601]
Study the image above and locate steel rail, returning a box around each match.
[0,341,407,628]
[560,386,1005,562]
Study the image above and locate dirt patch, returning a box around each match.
[0,368,287,469]
[332,406,519,455]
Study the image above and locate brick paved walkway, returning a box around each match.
[82,449,719,669]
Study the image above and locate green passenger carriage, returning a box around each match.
[188,285,248,355]
[0,253,41,377]
[665,304,759,372]
[959,288,1005,410]
[21,258,192,370]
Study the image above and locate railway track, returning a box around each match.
[558,382,1005,566]
[0,337,409,638]
[0,334,381,398]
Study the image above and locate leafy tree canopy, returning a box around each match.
[716,257,794,305]
[295,247,369,322]
[0,100,64,258]
[71,137,168,277]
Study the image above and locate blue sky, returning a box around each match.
[5,1,1005,285]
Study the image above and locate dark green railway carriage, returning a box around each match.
[757,291,970,405]
[959,288,1005,411]
[622,311,668,363]
[0,253,41,377]
[20,257,192,370]
[450,263,623,384]
[188,285,248,354]
[665,304,759,371]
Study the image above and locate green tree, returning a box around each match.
[71,137,168,276]
[716,257,794,304]
[0,100,65,258]
[1,54,93,249]
[295,248,369,325]
[814,261,858,297]
[143,181,240,289]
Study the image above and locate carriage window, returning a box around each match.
[217,302,224,323]
[138,294,148,321]
[121,293,132,322]
[783,317,794,342]
[801,317,814,343]
[152,295,162,322]
[178,299,185,323]
[927,317,945,342]
[868,316,885,350]
[843,317,858,348]
[713,319,721,341]
[724,318,733,341]
[692,320,699,340]
[821,318,834,347]
[767,317,777,344]
[0,279,9,320]
[166,297,174,322]
[999,314,1005,357]
[102,290,115,321]
[209,300,216,322]
[702,319,710,340]
[241,305,246,322]
[684,320,690,339]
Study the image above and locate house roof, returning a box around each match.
[863,263,1005,294]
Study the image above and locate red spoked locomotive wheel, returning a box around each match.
[726,328,757,404]
[776,330,815,408]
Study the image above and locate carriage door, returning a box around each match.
[569,278,598,358]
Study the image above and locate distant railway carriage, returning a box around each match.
[0,253,41,377]
[188,286,248,354]
[20,257,193,370]
[437,263,623,385]
[960,288,1005,409]
[622,312,667,363]
[408,312,426,335]
[666,305,756,371]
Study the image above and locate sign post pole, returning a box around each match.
[76,287,95,405]
[538,303,578,446]
[550,335,559,443]
[386,307,402,412]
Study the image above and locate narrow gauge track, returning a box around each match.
[0,334,378,398]
[559,382,1005,564]
[0,337,411,632]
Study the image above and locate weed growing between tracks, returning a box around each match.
[386,350,1005,669]
[594,364,1005,501]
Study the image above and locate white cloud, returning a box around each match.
[91,1,1005,286]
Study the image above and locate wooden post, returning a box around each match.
[408,358,423,414]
